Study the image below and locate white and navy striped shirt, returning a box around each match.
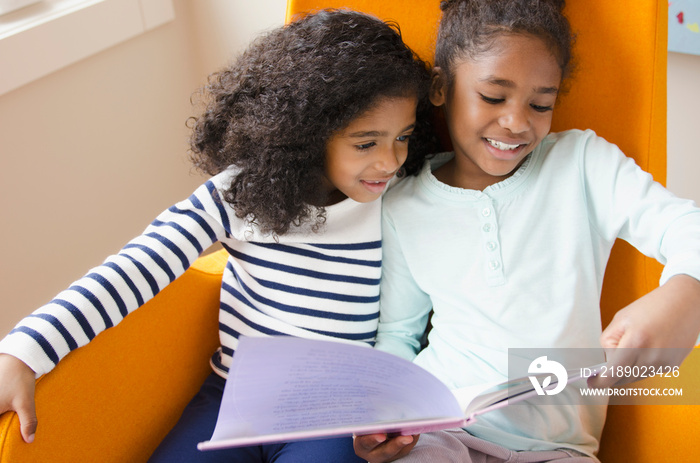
[0,169,382,378]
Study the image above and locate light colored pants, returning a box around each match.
[398,429,596,463]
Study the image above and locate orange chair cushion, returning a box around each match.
[0,251,226,462]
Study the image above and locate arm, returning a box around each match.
[0,177,233,442]
[355,197,432,462]
[374,205,433,359]
[589,273,700,388]
[580,132,700,386]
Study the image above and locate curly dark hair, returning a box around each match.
[188,9,437,236]
[435,0,575,84]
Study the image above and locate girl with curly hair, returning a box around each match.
[0,9,436,462]
[355,0,700,462]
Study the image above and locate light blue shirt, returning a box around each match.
[376,129,700,458]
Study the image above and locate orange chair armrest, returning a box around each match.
[0,250,226,462]
[598,346,700,462]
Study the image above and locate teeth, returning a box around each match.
[487,138,521,151]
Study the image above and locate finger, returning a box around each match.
[15,398,37,443]
[386,434,415,449]
[354,433,388,452]
[367,435,417,462]
[587,348,636,389]
[599,310,631,351]
[599,325,623,351]
[386,434,419,460]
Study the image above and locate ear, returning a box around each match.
[429,67,447,107]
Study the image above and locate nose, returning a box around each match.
[498,104,530,134]
[376,143,405,174]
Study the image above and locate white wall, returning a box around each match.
[186,0,287,75]
[0,0,287,335]
[667,51,700,204]
[0,1,698,336]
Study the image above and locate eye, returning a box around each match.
[531,104,553,113]
[356,141,376,151]
[396,133,412,143]
[480,94,504,105]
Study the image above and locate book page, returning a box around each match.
[209,336,464,443]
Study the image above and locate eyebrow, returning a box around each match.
[346,122,416,138]
[481,77,559,95]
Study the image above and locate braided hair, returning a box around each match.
[435,0,575,84]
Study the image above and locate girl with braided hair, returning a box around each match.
[355,1,700,461]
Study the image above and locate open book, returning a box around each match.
[198,336,601,451]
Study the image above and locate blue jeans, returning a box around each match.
[148,373,364,463]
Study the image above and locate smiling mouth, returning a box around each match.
[361,179,391,193]
[485,138,524,151]
[362,180,389,187]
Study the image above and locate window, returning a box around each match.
[0,0,174,96]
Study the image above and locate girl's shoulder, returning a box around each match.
[383,152,465,212]
[542,128,595,147]
[427,152,455,171]
[543,128,621,153]
[540,128,626,167]
[386,155,442,195]
[387,152,453,191]
[207,166,239,189]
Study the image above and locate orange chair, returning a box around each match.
[0,1,696,462]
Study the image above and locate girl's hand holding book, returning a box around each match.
[353,433,418,463]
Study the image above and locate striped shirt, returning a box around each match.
[0,169,382,378]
